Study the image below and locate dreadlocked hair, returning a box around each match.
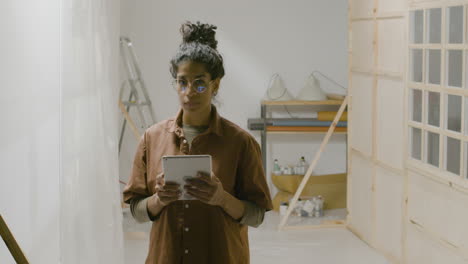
[170,21,225,80]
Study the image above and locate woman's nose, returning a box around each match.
[186,87,197,97]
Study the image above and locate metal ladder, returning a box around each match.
[118,36,156,153]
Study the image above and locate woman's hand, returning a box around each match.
[147,174,181,219]
[184,171,226,206]
[154,174,181,206]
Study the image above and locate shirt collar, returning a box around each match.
[167,104,223,137]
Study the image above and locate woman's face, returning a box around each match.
[175,61,220,114]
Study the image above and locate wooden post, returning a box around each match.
[118,100,141,141]
[0,215,29,264]
[278,96,349,230]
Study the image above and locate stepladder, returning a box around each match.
[118,36,156,153]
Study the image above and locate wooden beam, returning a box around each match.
[278,96,349,230]
[0,215,29,264]
[118,100,141,141]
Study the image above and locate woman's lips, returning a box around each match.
[184,102,200,108]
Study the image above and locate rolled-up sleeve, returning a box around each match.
[239,200,266,227]
[129,196,152,223]
[123,132,150,204]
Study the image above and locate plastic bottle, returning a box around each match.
[297,156,308,175]
[273,159,281,175]
[314,195,324,217]
[279,202,288,215]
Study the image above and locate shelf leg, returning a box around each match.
[261,105,267,171]
[278,96,349,230]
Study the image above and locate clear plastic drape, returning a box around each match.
[60,1,124,263]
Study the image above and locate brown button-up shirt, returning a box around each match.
[123,105,273,264]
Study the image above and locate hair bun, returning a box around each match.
[180,21,218,50]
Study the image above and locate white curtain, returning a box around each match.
[60,0,124,263]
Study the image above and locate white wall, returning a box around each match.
[0,1,123,263]
[119,0,349,195]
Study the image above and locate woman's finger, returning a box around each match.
[185,178,212,189]
[187,187,212,198]
[158,190,181,198]
[161,187,180,193]
[197,171,213,183]
[187,189,211,202]
[197,171,211,178]
[162,184,181,191]
[184,185,211,195]
[164,181,180,187]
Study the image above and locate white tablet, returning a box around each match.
[161,155,212,200]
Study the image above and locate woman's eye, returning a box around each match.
[196,85,207,92]
[178,80,188,86]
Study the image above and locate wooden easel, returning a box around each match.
[0,214,29,263]
[278,96,349,230]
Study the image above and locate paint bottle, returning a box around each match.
[314,195,324,217]
[273,159,281,175]
[299,156,308,175]
[279,202,288,215]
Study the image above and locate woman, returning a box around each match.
[123,21,272,264]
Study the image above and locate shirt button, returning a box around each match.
[185,227,189,232]
[183,139,187,143]
[185,249,189,254]
[185,204,189,209]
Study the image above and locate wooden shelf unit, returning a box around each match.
[258,100,347,168]
[267,126,347,133]
[261,100,344,106]
[253,98,349,230]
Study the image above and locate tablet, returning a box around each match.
[161,155,212,200]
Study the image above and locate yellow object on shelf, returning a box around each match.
[261,100,344,106]
[271,173,347,211]
[318,111,348,121]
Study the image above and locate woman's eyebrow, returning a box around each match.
[176,74,207,79]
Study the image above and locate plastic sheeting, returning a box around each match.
[0,0,123,263]
[60,0,124,263]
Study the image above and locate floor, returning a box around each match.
[123,209,390,264]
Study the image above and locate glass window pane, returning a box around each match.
[411,127,422,160]
[447,6,464,44]
[427,49,441,84]
[411,10,424,44]
[446,137,461,175]
[427,131,440,167]
[427,8,442,43]
[465,97,468,135]
[465,142,468,178]
[427,91,440,127]
[447,50,463,88]
[412,89,423,122]
[411,49,424,83]
[447,94,462,132]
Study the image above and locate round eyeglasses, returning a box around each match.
[172,78,214,94]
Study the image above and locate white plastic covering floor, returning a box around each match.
[123,209,390,264]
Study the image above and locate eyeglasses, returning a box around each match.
[172,78,214,94]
